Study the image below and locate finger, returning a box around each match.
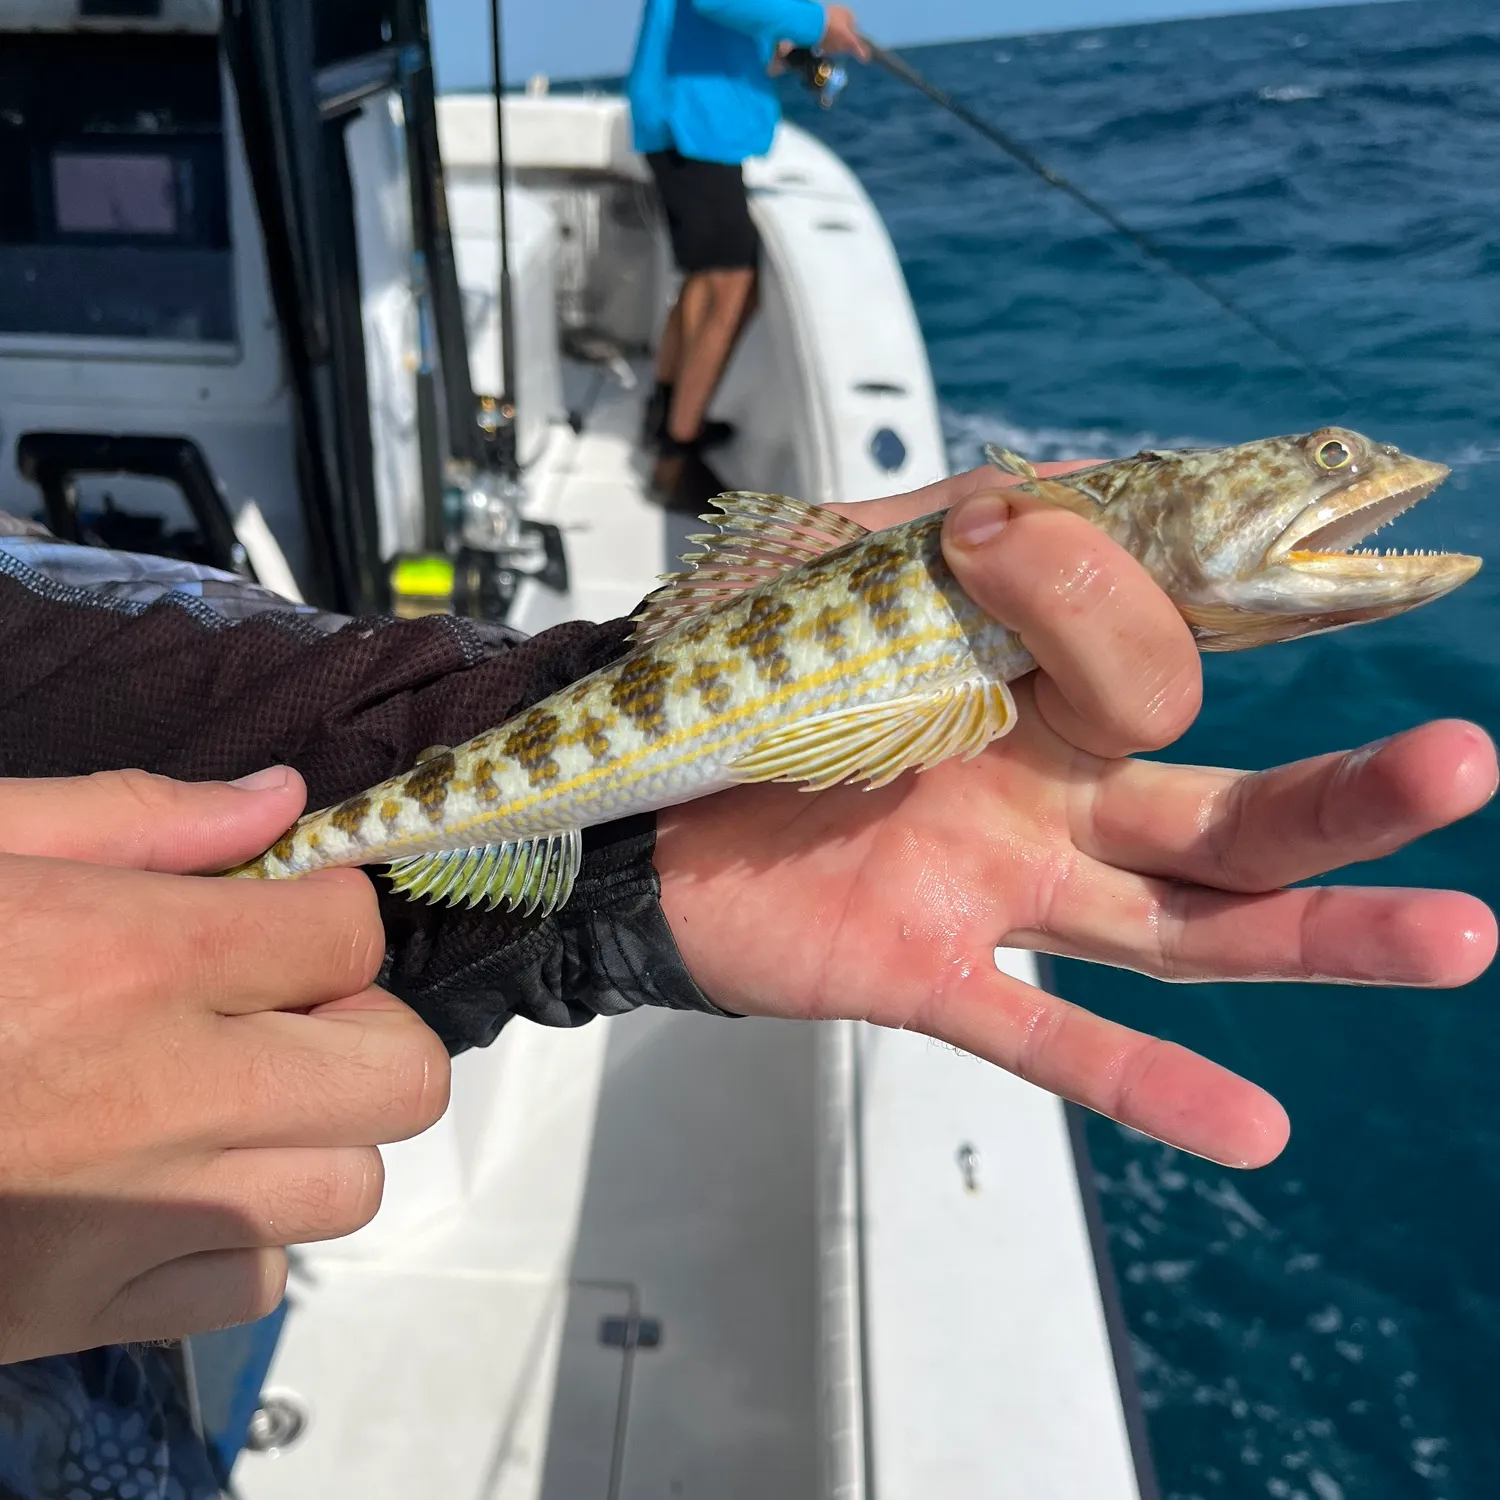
[32,860,386,1016]
[1008,864,1497,987]
[190,866,388,1014]
[158,1145,386,1252]
[826,461,1098,532]
[100,1246,288,1347]
[67,1147,385,1276]
[941,490,1201,756]
[913,964,1290,1167]
[0,766,307,873]
[206,994,451,1149]
[1082,720,1498,891]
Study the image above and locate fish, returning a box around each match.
[226,427,1479,918]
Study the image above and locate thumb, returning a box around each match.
[0,766,308,873]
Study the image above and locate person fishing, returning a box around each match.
[627,0,869,499]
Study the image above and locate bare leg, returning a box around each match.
[654,293,685,385]
[672,274,715,385]
[647,280,710,442]
[666,267,756,443]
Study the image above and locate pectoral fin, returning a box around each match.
[386,829,582,918]
[1177,600,1312,651]
[984,443,1039,481]
[983,443,1103,521]
[728,677,1016,792]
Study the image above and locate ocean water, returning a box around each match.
[783,5,1500,1497]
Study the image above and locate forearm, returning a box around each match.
[0,533,725,1048]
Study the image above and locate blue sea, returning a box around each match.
[784,4,1500,1496]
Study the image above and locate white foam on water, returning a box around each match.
[1260,83,1326,102]
[942,405,1208,472]
[1443,438,1500,470]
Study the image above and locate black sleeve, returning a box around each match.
[0,535,725,1051]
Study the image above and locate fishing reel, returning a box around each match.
[782,46,848,109]
[388,536,566,622]
[388,462,568,623]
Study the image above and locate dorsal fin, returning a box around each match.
[982,443,1102,522]
[983,443,1038,481]
[631,491,867,647]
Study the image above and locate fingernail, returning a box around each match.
[230,765,293,792]
[946,492,1011,550]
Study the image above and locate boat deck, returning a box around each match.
[509,356,704,638]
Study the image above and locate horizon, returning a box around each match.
[431,0,1407,90]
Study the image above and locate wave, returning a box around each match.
[1443,438,1500,471]
[1259,83,1324,103]
[1359,30,1500,69]
[943,410,1500,482]
[942,407,1208,470]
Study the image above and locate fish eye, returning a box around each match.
[1314,437,1352,470]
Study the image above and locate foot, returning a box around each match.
[658,420,737,457]
[642,382,673,446]
[651,449,726,513]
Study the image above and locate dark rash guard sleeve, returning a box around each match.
[0,530,725,1050]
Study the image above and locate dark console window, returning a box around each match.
[0,31,235,342]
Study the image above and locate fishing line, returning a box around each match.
[859,38,1353,401]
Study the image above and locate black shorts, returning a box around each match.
[645,149,760,274]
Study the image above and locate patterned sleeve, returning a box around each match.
[0,523,727,1052]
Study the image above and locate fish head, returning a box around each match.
[1036,427,1480,651]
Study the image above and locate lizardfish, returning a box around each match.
[228,428,1479,916]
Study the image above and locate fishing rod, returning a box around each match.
[487,0,520,477]
[788,39,1350,401]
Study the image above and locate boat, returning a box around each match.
[0,3,1157,1494]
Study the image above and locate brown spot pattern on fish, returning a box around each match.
[726,595,795,682]
[847,541,911,636]
[687,660,733,714]
[470,758,501,804]
[380,798,403,827]
[328,793,372,837]
[576,714,612,763]
[270,830,297,865]
[610,655,676,740]
[809,602,855,655]
[677,616,716,645]
[502,710,563,788]
[405,749,457,823]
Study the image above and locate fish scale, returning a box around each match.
[226,430,1479,917]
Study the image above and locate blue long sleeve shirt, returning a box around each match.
[627,0,827,164]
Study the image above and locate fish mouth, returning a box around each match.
[1268,456,1479,592]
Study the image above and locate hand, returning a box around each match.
[819,4,869,60]
[655,467,1497,1169]
[0,769,450,1364]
